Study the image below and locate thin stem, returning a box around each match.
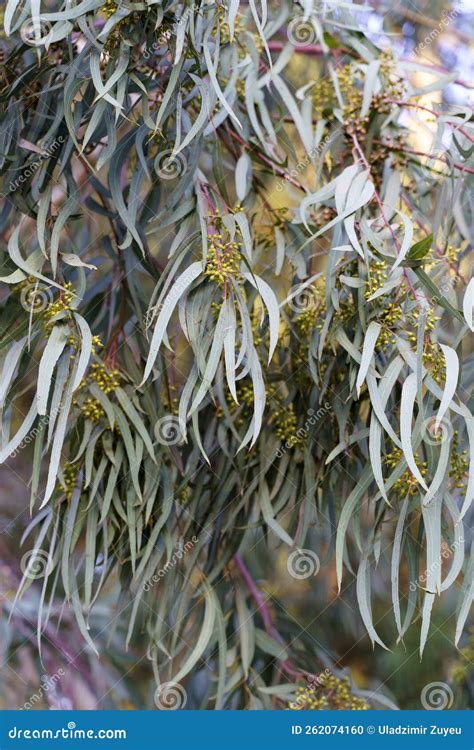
[234,553,279,639]
[351,134,420,299]
[226,126,305,191]
[234,554,321,685]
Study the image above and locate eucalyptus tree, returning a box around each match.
[0,0,472,709]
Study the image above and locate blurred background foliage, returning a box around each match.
[0,0,472,710]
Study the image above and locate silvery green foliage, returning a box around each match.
[0,0,472,708]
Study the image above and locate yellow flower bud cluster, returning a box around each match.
[252,33,264,53]
[378,302,403,349]
[80,397,105,422]
[403,310,441,380]
[92,335,103,353]
[365,260,389,299]
[272,207,289,231]
[177,487,191,505]
[340,69,364,121]
[379,50,395,76]
[406,308,438,346]
[233,78,246,98]
[74,362,121,422]
[59,462,78,501]
[288,675,369,711]
[102,0,118,19]
[294,279,326,337]
[205,233,241,287]
[449,432,469,490]
[89,362,121,394]
[444,245,461,266]
[296,306,321,336]
[372,51,406,111]
[218,17,245,45]
[221,382,254,426]
[268,385,302,448]
[43,282,75,330]
[385,447,428,496]
[211,301,223,320]
[311,78,335,120]
[452,627,474,684]
[423,343,445,384]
